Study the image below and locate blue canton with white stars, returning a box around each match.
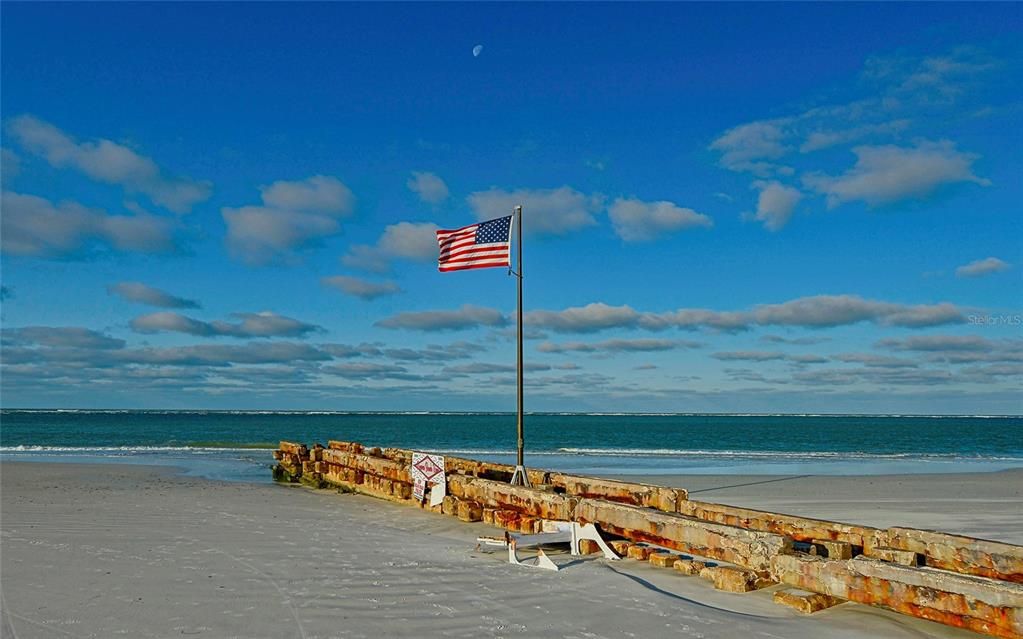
[475,216,512,244]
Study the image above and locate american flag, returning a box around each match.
[436,215,513,272]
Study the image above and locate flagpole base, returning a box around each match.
[510,465,532,487]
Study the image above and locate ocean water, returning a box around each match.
[2,410,1021,482]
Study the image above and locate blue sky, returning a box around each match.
[2,3,1021,413]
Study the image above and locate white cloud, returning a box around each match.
[375,294,967,334]
[130,311,321,338]
[709,120,791,175]
[342,221,440,273]
[802,140,989,208]
[407,171,449,204]
[1,191,176,258]
[752,295,964,328]
[108,282,200,309]
[955,257,1010,278]
[322,275,401,300]
[608,198,712,241]
[538,338,700,354]
[800,119,911,153]
[222,175,355,265]
[750,181,803,231]
[261,175,353,213]
[375,305,507,331]
[6,115,211,213]
[467,186,601,236]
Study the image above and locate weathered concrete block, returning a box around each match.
[457,500,483,523]
[549,473,687,511]
[279,441,308,457]
[320,448,412,483]
[627,544,655,560]
[447,475,576,521]
[327,440,364,453]
[773,588,843,614]
[578,539,601,555]
[813,539,854,560]
[868,547,920,566]
[574,498,791,574]
[886,527,1023,583]
[649,552,677,568]
[517,517,540,534]
[700,566,760,592]
[674,559,706,575]
[609,540,634,556]
[677,499,884,551]
[771,553,1023,638]
[492,509,523,530]
[441,495,458,516]
[482,508,496,526]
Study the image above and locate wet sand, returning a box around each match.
[3,461,1018,638]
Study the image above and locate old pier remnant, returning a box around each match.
[272,439,1023,638]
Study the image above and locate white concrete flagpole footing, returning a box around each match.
[510,465,531,487]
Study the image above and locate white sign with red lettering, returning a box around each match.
[411,452,446,502]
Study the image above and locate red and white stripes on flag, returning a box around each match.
[435,215,513,272]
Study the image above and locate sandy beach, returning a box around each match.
[2,462,1019,639]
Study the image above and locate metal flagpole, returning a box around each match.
[510,205,530,487]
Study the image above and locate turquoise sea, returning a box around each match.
[2,410,1021,482]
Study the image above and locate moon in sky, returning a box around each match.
[472,44,483,58]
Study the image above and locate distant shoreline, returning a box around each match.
[3,408,1022,417]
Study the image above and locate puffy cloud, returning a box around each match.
[865,48,996,103]
[792,367,954,387]
[343,221,440,273]
[325,362,414,380]
[1,326,126,350]
[375,304,507,331]
[709,120,790,174]
[751,295,964,328]
[222,175,354,265]
[130,311,322,338]
[320,343,384,358]
[750,181,803,231]
[260,175,354,213]
[525,303,642,333]
[876,335,1023,365]
[322,275,401,300]
[712,351,787,362]
[956,257,1010,278]
[123,342,332,366]
[383,342,479,361]
[6,115,211,213]
[800,120,912,153]
[803,140,989,208]
[467,186,600,236]
[376,295,966,334]
[443,362,551,374]
[608,198,711,241]
[1,191,176,258]
[107,281,200,309]
[406,171,449,204]
[833,353,918,368]
[538,338,699,354]
[760,334,830,345]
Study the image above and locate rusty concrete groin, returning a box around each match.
[272,439,1023,638]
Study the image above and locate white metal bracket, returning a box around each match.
[480,521,619,571]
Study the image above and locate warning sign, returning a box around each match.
[411,452,446,502]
